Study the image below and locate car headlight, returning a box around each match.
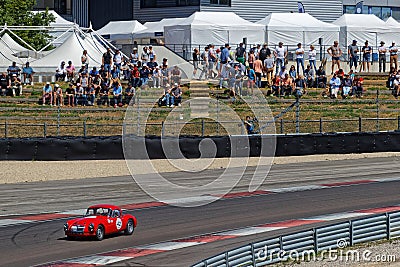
[88,223,94,232]
[64,223,68,231]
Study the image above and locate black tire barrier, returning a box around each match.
[0,132,399,161]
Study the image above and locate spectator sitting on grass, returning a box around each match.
[22,62,35,85]
[111,65,119,79]
[329,73,341,99]
[53,84,63,106]
[171,66,181,85]
[55,61,66,81]
[342,74,352,99]
[316,65,327,88]
[91,74,102,96]
[89,66,98,78]
[112,80,123,108]
[140,65,150,87]
[392,75,400,99]
[352,80,364,98]
[294,74,307,97]
[65,83,75,107]
[75,83,87,106]
[271,74,281,96]
[281,73,293,96]
[304,65,315,88]
[78,64,88,76]
[86,85,95,106]
[42,82,53,106]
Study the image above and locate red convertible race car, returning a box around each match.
[64,204,137,241]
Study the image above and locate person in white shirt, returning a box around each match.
[308,45,317,73]
[295,43,305,76]
[389,42,398,71]
[378,41,387,73]
[274,42,287,74]
[113,49,123,71]
[264,55,275,86]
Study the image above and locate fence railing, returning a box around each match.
[192,211,400,267]
[2,116,400,138]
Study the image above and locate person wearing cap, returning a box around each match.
[141,46,149,66]
[274,42,287,74]
[22,62,35,85]
[42,82,53,106]
[378,41,387,73]
[152,66,162,88]
[327,41,343,75]
[53,84,63,106]
[130,47,139,65]
[55,61,66,82]
[360,40,372,72]
[65,83,75,107]
[295,43,305,76]
[66,61,76,82]
[10,74,22,97]
[389,41,398,71]
[75,82,87,106]
[348,40,359,71]
[219,43,230,73]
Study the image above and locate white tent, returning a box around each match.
[0,33,27,53]
[97,20,146,43]
[332,14,389,48]
[30,31,106,72]
[32,10,74,27]
[257,13,340,46]
[381,17,400,45]
[134,18,186,39]
[164,12,265,53]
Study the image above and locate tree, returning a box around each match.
[0,0,55,50]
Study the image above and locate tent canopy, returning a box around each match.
[32,10,74,26]
[0,32,27,53]
[385,17,400,27]
[97,20,146,41]
[135,18,186,39]
[164,12,265,52]
[333,14,391,47]
[257,13,340,46]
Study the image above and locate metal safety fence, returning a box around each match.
[192,211,400,267]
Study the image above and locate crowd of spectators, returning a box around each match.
[194,39,400,99]
[45,46,182,107]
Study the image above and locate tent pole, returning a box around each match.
[38,27,74,52]
[6,29,37,52]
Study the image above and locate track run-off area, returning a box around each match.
[0,156,399,266]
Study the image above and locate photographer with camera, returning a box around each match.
[244,116,257,135]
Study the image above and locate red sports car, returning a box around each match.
[64,204,137,241]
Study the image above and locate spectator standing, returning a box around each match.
[247,66,256,94]
[199,46,209,80]
[148,45,157,62]
[274,42,287,74]
[102,48,113,78]
[253,57,263,88]
[219,43,230,73]
[389,42,398,71]
[308,45,317,73]
[65,83,75,107]
[259,43,271,70]
[360,40,372,72]
[113,49,123,72]
[264,55,275,86]
[235,43,246,65]
[295,43,305,76]
[153,67,162,88]
[208,44,218,79]
[81,50,89,68]
[378,41,387,73]
[327,41,342,74]
[248,50,255,69]
[348,40,359,71]
[129,47,139,64]
[42,82,53,106]
[22,62,35,85]
[141,46,149,66]
[192,48,200,78]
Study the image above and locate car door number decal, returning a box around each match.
[116,218,122,230]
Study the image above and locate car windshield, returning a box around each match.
[85,207,110,217]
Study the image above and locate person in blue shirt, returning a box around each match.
[219,43,230,73]
[89,67,99,78]
[112,81,123,107]
[247,66,256,94]
[42,82,53,106]
[22,62,35,85]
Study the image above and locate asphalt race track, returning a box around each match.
[0,157,399,266]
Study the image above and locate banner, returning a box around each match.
[298,2,305,13]
[355,1,364,14]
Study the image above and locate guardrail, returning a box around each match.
[192,211,400,267]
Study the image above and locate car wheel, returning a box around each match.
[124,219,134,235]
[66,235,75,241]
[96,225,104,241]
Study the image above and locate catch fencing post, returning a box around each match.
[201,119,205,137]
[4,120,7,138]
[43,122,47,137]
[83,121,87,137]
[349,220,353,246]
[387,213,391,240]
[398,116,400,131]
[250,243,256,267]
[295,98,300,134]
[280,118,284,134]
[358,117,362,132]
[319,118,323,133]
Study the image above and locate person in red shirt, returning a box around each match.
[272,74,281,96]
[130,65,140,88]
